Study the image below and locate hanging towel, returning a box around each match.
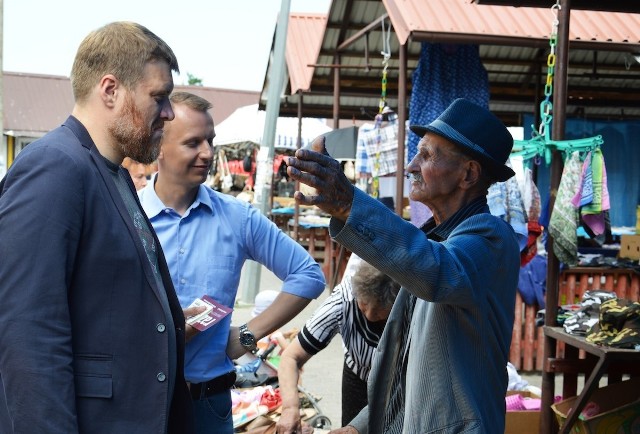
[583,148,604,214]
[548,151,582,266]
[581,148,610,236]
[571,151,592,208]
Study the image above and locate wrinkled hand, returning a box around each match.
[286,135,354,221]
[226,326,246,359]
[275,407,302,434]
[183,305,206,342]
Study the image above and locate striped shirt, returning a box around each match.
[297,276,385,382]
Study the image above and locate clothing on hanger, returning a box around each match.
[356,117,400,177]
[548,151,582,266]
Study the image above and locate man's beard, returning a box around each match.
[109,94,161,165]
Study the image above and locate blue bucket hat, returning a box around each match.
[410,98,515,182]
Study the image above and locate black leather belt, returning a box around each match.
[188,371,236,400]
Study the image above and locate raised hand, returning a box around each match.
[286,135,354,221]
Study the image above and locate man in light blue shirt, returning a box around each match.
[138,92,325,434]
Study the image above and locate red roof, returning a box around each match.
[261,0,640,122]
[286,13,327,94]
[385,0,640,47]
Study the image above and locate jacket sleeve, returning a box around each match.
[348,405,369,433]
[331,188,519,307]
[0,145,83,433]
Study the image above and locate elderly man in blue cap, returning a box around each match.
[284,99,520,434]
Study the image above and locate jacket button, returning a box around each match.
[157,372,166,382]
[156,323,166,333]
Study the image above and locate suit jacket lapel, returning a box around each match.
[62,116,168,306]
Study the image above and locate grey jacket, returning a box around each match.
[331,189,520,433]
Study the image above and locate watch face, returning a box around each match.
[239,328,256,349]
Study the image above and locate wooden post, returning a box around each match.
[541,1,571,432]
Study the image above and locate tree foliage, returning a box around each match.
[187,73,203,86]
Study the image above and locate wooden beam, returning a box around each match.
[337,14,389,52]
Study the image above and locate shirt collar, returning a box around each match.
[421,196,489,241]
[138,173,214,218]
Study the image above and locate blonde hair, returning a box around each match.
[71,21,179,103]
[170,92,212,113]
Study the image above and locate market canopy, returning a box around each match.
[260,1,640,124]
[212,104,332,159]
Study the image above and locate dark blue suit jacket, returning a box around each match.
[0,116,193,433]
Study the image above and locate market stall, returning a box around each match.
[211,104,332,197]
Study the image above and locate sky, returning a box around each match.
[3,0,331,92]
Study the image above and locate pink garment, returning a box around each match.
[570,152,591,208]
[569,150,610,236]
[505,394,542,411]
[582,150,610,235]
[579,401,601,420]
[522,398,541,411]
[505,394,525,411]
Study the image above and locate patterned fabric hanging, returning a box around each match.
[408,43,490,227]
[548,151,582,266]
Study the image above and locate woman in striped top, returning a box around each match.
[276,258,399,434]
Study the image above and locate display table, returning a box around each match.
[541,326,640,433]
[287,217,332,284]
[287,216,350,289]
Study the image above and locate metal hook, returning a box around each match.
[380,17,391,62]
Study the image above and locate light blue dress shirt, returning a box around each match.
[139,177,325,382]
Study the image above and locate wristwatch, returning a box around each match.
[238,324,258,354]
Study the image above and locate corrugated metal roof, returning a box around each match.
[387,0,640,47]
[286,14,327,94]
[474,0,640,13]
[260,0,640,124]
[3,72,74,137]
[2,72,259,137]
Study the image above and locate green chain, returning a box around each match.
[372,60,388,199]
[538,1,560,140]
[372,17,391,199]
